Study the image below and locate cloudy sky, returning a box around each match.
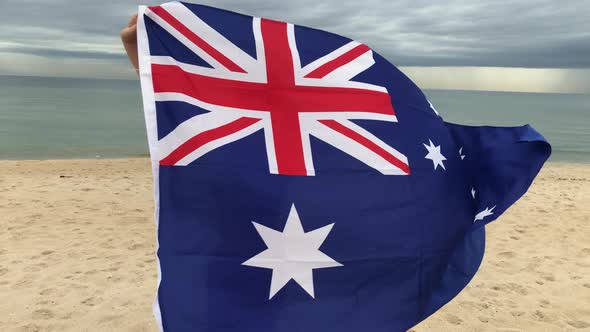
[0,0,588,93]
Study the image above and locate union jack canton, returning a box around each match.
[145,2,408,176]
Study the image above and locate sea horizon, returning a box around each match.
[1,75,589,163]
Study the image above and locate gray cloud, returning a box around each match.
[0,0,588,71]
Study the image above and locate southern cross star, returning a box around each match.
[242,204,342,300]
[424,139,447,170]
[474,206,496,222]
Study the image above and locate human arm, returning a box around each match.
[121,14,139,73]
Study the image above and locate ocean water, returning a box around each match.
[0,76,146,160]
[425,89,590,163]
[0,75,588,162]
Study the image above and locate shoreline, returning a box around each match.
[1,159,589,331]
[1,156,590,164]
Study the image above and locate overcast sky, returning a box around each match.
[0,0,588,93]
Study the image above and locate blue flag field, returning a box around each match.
[137,2,551,331]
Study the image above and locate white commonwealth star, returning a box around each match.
[242,204,342,300]
[423,139,447,170]
[474,206,496,222]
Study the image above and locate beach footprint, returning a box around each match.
[531,310,557,323]
[444,314,463,326]
[498,251,516,259]
[567,321,590,329]
[32,308,55,320]
[19,324,42,332]
[81,296,104,307]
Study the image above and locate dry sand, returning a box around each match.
[0,158,589,331]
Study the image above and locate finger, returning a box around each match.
[127,13,138,27]
[121,24,137,43]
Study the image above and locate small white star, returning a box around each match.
[428,100,440,116]
[423,139,447,170]
[243,204,342,300]
[474,206,496,222]
[471,187,476,199]
[459,147,466,160]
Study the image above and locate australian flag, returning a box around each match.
[137,2,551,331]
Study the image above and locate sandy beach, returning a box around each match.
[1,158,589,332]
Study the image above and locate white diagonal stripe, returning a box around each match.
[307,119,409,175]
[157,111,241,159]
[145,7,228,72]
[296,41,385,92]
[155,92,270,119]
[162,2,259,73]
[322,50,374,82]
[176,119,265,166]
[151,56,265,83]
[334,119,408,166]
[299,41,360,77]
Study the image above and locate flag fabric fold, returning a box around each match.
[421,122,550,319]
[445,123,551,227]
[136,2,551,331]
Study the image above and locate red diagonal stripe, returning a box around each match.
[305,44,371,79]
[319,120,410,174]
[149,6,247,73]
[160,117,261,166]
